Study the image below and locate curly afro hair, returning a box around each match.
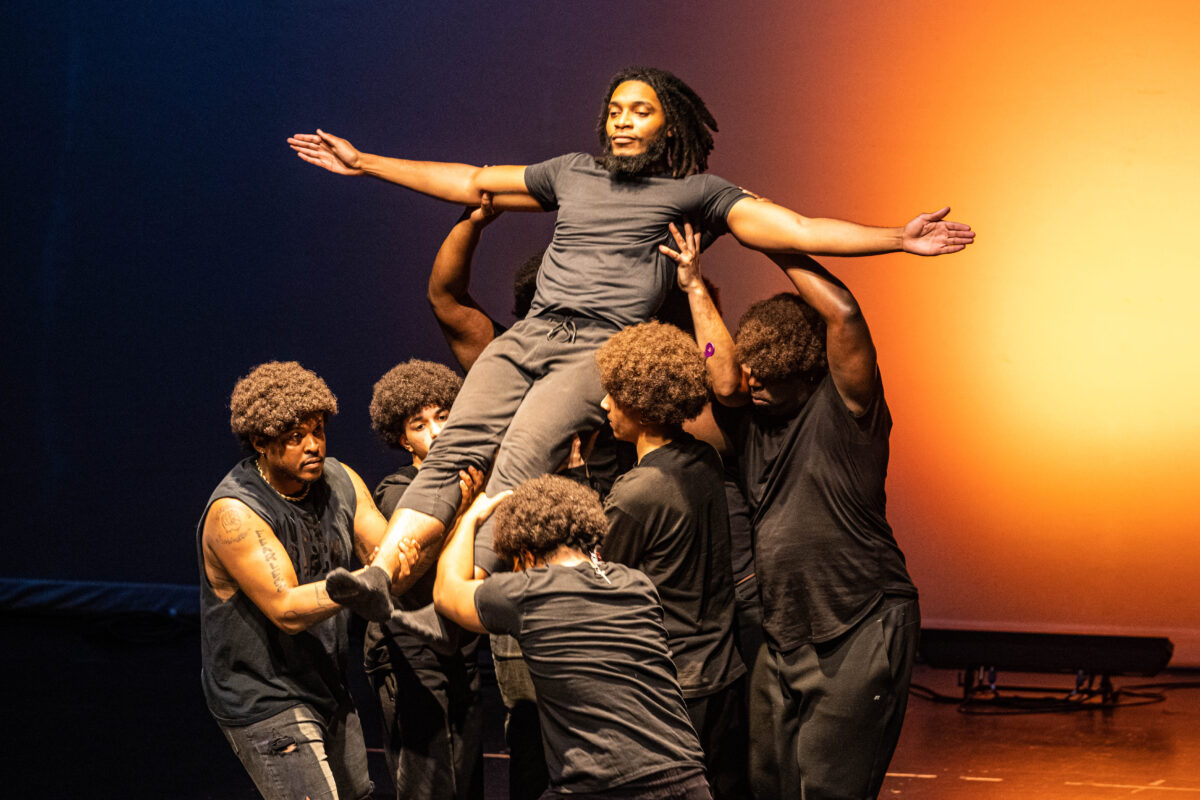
[595,321,709,425]
[596,67,718,178]
[369,360,463,449]
[229,361,338,447]
[492,475,607,563]
[735,293,827,383]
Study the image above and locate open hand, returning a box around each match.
[391,538,422,593]
[287,129,364,176]
[660,221,704,291]
[902,206,975,255]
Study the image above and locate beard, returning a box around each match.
[598,130,669,179]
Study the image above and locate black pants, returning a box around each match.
[491,633,549,800]
[369,634,483,800]
[733,573,765,676]
[749,595,919,800]
[685,678,750,800]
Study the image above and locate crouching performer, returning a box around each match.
[432,475,713,800]
[198,361,388,800]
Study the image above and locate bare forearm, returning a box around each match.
[388,523,449,595]
[441,511,479,584]
[273,579,345,634]
[758,217,902,256]
[686,283,742,400]
[728,199,904,256]
[429,218,485,304]
[273,563,383,633]
[771,253,878,412]
[358,153,484,204]
[804,218,903,256]
[432,512,483,615]
[769,253,860,324]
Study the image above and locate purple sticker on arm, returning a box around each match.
[704,342,715,358]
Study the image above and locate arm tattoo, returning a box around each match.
[216,508,250,545]
[253,528,288,593]
[281,584,333,623]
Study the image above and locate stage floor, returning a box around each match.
[5,611,1197,799]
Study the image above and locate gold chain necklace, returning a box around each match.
[256,458,310,502]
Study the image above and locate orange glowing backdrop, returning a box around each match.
[694,0,1200,663]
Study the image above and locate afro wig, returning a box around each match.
[229,361,338,447]
[369,359,463,449]
[595,321,709,425]
[734,293,827,383]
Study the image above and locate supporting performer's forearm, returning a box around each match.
[371,508,449,596]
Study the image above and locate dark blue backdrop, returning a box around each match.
[5,1,775,587]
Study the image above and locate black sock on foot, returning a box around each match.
[326,565,393,621]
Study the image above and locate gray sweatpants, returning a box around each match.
[396,313,614,574]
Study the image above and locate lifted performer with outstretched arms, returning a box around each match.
[287,66,974,619]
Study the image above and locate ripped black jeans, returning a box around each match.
[219,702,373,800]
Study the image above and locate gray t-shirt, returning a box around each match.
[524,152,749,328]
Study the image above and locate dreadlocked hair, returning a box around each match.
[596,66,718,177]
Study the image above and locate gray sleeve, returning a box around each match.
[524,152,583,211]
[700,175,752,236]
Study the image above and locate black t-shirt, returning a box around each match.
[373,463,418,519]
[723,464,755,584]
[475,562,704,793]
[601,435,745,697]
[715,372,916,651]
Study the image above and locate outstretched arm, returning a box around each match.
[428,199,503,372]
[726,198,974,257]
[660,222,748,406]
[432,491,511,634]
[287,129,542,209]
[768,253,878,415]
